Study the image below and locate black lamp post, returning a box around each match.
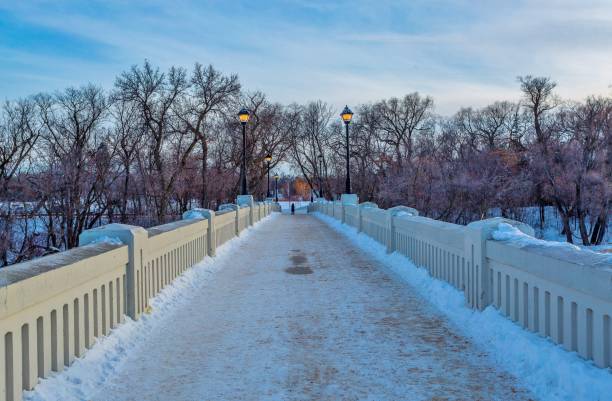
[265,154,272,198]
[340,105,354,194]
[274,173,280,202]
[318,154,324,199]
[238,108,250,195]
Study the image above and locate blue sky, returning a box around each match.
[1,0,611,114]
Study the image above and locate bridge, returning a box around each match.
[1,197,611,401]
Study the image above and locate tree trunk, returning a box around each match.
[590,206,608,245]
[554,199,573,243]
[577,213,590,245]
[121,164,130,223]
[200,139,208,208]
[560,213,573,243]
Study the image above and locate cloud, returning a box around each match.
[0,0,611,115]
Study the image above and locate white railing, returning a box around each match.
[0,244,128,401]
[0,201,276,401]
[215,210,237,247]
[487,241,612,368]
[308,200,612,369]
[237,207,250,233]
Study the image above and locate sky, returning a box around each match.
[1,0,611,115]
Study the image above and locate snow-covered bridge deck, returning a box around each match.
[31,214,533,400]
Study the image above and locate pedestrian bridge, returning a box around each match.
[1,199,611,401]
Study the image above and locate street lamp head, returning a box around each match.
[238,108,250,125]
[340,105,353,124]
[274,173,280,180]
[264,154,272,163]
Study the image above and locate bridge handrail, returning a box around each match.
[308,200,612,369]
[0,201,275,401]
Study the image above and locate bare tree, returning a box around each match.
[35,85,113,248]
[241,92,295,197]
[108,96,144,222]
[115,61,192,221]
[177,63,240,207]
[555,97,611,244]
[0,99,41,265]
[372,93,434,167]
[289,101,332,197]
[518,75,559,145]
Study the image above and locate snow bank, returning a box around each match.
[493,223,580,250]
[493,222,612,264]
[314,212,612,401]
[24,213,278,401]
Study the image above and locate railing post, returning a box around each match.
[464,217,534,310]
[219,203,241,236]
[182,208,216,257]
[386,211,395,254]
[358,202,378,233]
[236,195,254,226]
[386,206,419,254]
[79,223,148,320]
[234,207,240,235]
[340,194,358,224]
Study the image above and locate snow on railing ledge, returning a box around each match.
[492,222,612,268]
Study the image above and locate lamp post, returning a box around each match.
[273,173,280,202]
[318,154,324,199]
[238,108,250,195]
[264,154,272,198]
[340,105,354,194]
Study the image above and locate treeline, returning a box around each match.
[0,62,609,266]
[0,61,297,265]
[289,77,610,246]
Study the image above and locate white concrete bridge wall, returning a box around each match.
[309,200,612,370]
[0,202,275,401]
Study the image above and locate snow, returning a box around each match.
[394,211,415,217]
[492,222,612,264]
[493,222,581,250]
[218,203,237,211]
[489,206,611,254]
[88,236,123,246]
[181,209,206,220]
[314,212,612,401]
[24,213,278,401]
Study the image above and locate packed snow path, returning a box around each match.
[91,214,531,400]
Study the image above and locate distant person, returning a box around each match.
[291,203,295,215]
